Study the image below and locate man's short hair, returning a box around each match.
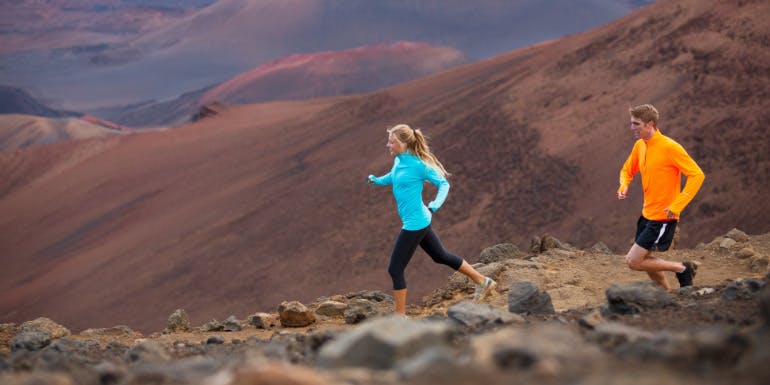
[629,104,659,127]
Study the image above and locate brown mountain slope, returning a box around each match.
[199,42,467,106]
[0,114,122,151]
[1,0,769,332]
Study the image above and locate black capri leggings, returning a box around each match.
[388,225,464,290]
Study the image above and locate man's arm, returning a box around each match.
[666,143,705,215]
[618,142,640,199]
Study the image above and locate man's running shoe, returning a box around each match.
[675,260,698,287]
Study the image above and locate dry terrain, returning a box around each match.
[1,0,768,333]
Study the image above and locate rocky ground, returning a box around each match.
[1,228,769,385]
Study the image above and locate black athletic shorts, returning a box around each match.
[635,216,678,251]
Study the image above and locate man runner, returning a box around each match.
[617,104,705,290]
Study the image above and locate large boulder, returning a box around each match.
[317,316,455,369]
[508,282,555,315]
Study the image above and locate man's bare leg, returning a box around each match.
[646,270,670,290]
[626,244,684,290]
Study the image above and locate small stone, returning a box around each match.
[223,316,242,332]
[725,228,750,242]
[11,330,50,351]
[508,282,555,315]
[165,309,191,333]
[478,243,524,263]
[735,247,756,259]
[81,325,135,337]
[693,288,716,296]
[605,281,674,314]
[720,238,737,251]
[589,242,612,254]
[722,279,766,300]
[448,301,522,330]
[530,236,542,254]
[19,317,70,339]
[278,301,316,327]
[541,235,564,251]
[578,309,605,330]
[206,336,225,345]
[315,301,348,317]
[201,319,224,332]
[248,313,278,329]
[344,299,378,324]
[127,340,170,362]
[11,318,70,352]
[749,256,769,273]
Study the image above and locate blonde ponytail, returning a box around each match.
[387,124,450,177]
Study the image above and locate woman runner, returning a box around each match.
[368,124,497,317]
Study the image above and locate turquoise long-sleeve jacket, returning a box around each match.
[368,152,449,230]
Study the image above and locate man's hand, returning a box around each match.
[664,208,677,220]
[617,186,628,200]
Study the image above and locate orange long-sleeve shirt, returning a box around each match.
[619,130,705,221]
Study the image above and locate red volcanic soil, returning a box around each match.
[1,0,769,332]
[199,42,467,105]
